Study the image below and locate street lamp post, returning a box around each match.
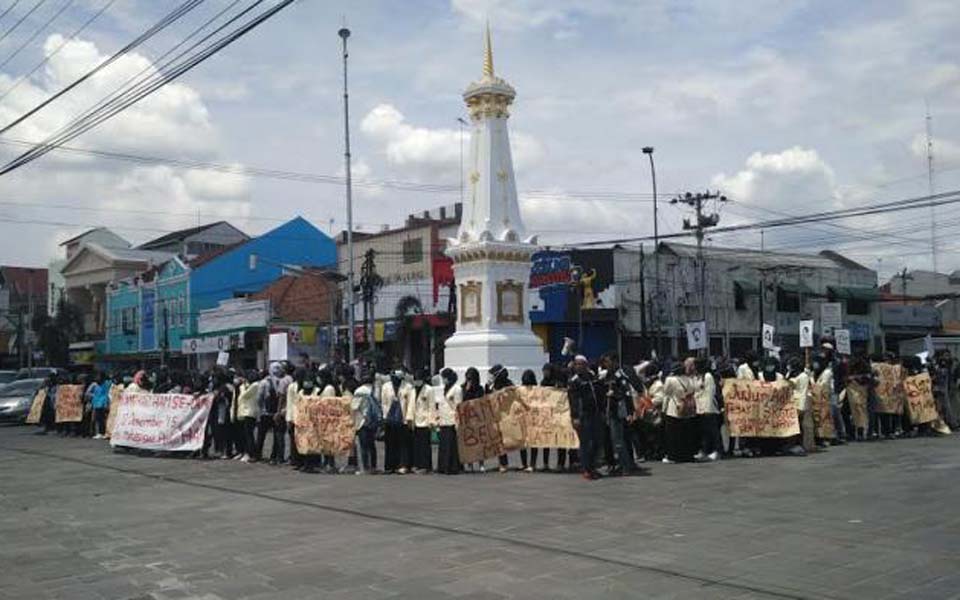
[642,146,659,357]
[338,26,356,363]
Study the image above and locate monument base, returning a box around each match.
[443,327,548,382]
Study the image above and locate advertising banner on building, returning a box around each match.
[820,302,842,336]
[110,392,213,451]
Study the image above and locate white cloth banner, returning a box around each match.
[110,392,213,451]
[799,320,814,348]
[685,321,707,350]
[269,332,288,361]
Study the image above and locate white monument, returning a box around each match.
[443,26,548,379]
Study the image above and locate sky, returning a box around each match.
[0,0,958,282]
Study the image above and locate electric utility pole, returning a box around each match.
[339,25,356,362]
[671,191,727,353]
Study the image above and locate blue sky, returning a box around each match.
[0,0,958,280]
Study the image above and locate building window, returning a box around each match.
[121,308,136,334]
[402,238,423,264]
[734,284,746,310]
[776,288,800,313]
[179,297,186,326]
[847,299,869,315]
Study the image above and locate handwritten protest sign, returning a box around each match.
[105,385,123,437]
[457,394,506,464]
[903,372,939,425]
[846,382,868,430]
[25,388,45,424]
[518,386,579,449]
[722,379,799,438]
[456,386,579,463]
[110,392,213,451]
[55,384,83,423]
[874,363,904,414]
[810,383,835,439]
[296,396,355,456]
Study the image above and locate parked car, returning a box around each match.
[0,378,45,424]
[15,367,59,381]
[0,370,17,385]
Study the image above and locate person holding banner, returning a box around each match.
[487,365,528,473]
[658,357,701,464]
[435,368,462,475]
[285,368,307,469]
[462,367,487,473]
[787,357,814,452]
[318,367,342,472]
[532,363,571,472]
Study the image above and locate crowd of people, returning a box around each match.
[27,339,959,482]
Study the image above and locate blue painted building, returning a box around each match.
[105,217,336,363]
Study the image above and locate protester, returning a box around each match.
[381,369,412,474]
[435,368,461,475]
[409,367,434,474]
[658,357,701,464]
[568,355,601,481]
[462,367,486,472]
[693,357,722,462]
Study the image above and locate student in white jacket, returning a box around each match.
[435,368,462,475]
[407,367,435,473]
[381,370,413,474]
[656,357,702,463]
[693,358,722,462]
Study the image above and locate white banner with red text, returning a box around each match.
[110,392,213,451]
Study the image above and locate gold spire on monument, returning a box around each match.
[464,22,515,120]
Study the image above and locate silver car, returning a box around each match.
[0,378,45,424]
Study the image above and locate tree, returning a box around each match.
[394,295,423,370]
[32,298,84,367]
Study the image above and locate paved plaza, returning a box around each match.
[1,425,959,600]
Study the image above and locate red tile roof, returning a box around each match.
[252,272,339,323]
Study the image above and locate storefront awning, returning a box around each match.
[734,279,760,295]
[778,281,814,295]
[828,286,880,301]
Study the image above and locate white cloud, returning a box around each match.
[360,102,543,179]
[0,35,251,263]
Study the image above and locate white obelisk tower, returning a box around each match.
[443,25,548,379]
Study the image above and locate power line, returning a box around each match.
[0,0,206,137]
[0,0,117,103]
[0,0,72,73]
[0,0,46,46]
[0,1,24,26]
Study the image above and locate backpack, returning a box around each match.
[363,393,382,428]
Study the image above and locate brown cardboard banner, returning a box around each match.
[846,383,868,430]
[457,386,579,464]
[25,388,45,424]
[810,383,835,439]
[296,396,355,456]
[721,380,800,438]
[55,384,84,423]
[903,372,939,425]
[105,385,123,438]
[874,363,905,415]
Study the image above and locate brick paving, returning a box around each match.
[1,425,959,599]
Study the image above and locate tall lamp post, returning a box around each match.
[338,25,356,362]
[642,146,659,356]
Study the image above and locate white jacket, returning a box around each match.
[285,381,300,424]
[790,370,811,412]
[657,374,700,419]
[236,381,260,419]
[737,363,756,380]
[409,384,435,429]
[381,379,413,422]
[816,368,835,407]
[435,384,462,427]
[696,372,718,414]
